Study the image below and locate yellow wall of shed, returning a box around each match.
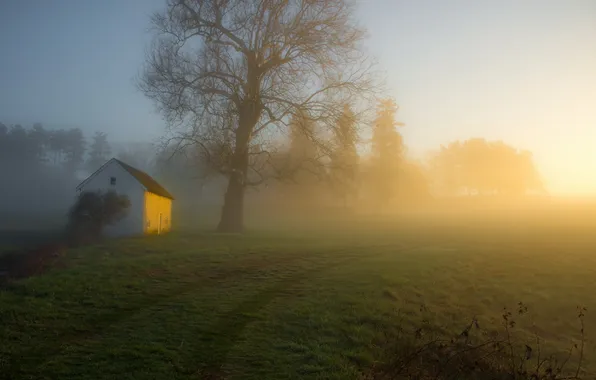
[144,191,172,234]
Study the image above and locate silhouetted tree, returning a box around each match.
[139,0,375,232]
[0,123,85,174]
[428,138,544,196]
[277,111,329,204]
[288,111,324,181]
[330,104,359,207]
[87,132,112,171]
[368,99,405,205]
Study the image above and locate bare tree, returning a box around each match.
[139,0,376,232]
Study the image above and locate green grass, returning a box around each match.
[1,211,595,379]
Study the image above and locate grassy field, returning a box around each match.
[1,208,595,379]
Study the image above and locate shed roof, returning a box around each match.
[76,158,175,200]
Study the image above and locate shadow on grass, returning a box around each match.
[193,256,361,378]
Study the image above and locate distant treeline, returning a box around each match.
[256,99,547,213]
[149,99,548,223]
[426,138,545,197]
[0,122,112,175]
[0,113,547,230]
[0,123,115,229]
[0,121,210,228]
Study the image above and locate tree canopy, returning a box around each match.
[367,98,405,205]
[428,138,544,196]
[139,0,376,232]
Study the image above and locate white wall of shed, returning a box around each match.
[78,160,145,237]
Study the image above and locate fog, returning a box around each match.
[2,116,595,235]
[1,0,595,235]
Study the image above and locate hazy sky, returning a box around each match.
[0,0,595,195]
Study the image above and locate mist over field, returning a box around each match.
[0,119,564,232]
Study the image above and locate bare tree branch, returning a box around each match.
[139,0,380,231]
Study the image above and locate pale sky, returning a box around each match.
[0,0,595,195]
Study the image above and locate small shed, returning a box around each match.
[76,158,174,236]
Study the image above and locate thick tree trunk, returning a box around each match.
[217,172,245,233]
[216,110,256,233]
[217,135,250,232]
[217,54,261,233]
